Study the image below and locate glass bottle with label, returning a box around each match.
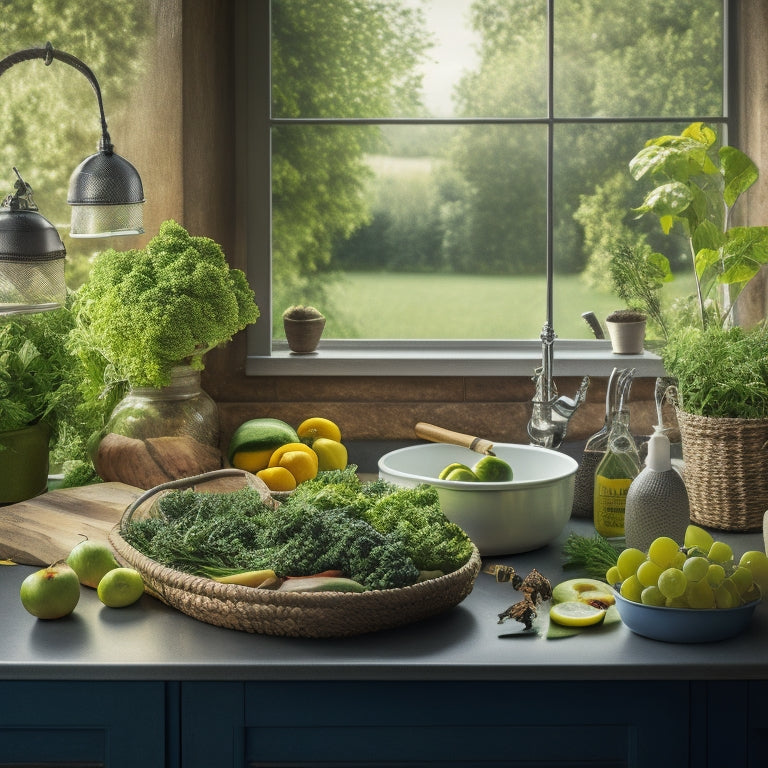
[593,400,641,540]
[572,367,620,518]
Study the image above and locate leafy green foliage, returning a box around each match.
[561,533,623,581]
[122,468,474,590]
[629,123,768,328]
[288,468,475,573]
[70,220,259,388]
[608,243,672,341]
[123,484,421,590]
[0,306,75,436]
[662,325,768,418]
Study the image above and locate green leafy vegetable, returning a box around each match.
[121,468,474,590]
[662,324,768,418]
[0,305,75,437]
[70,219,259,388]
[288,468,475,573]
[561,533,623,581]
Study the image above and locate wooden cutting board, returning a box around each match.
[0,482,143,566]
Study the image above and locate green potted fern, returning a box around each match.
[629,122,768,531]
[0,306,75,502]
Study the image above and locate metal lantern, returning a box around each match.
[0,169,66,314]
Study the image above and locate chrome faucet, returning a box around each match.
[527,321,590,450]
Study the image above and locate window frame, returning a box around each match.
[238,0,737,379]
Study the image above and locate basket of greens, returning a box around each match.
[109,467,481,637]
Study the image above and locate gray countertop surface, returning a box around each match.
[2,518,767,683]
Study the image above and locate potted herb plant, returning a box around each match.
[607,242,672,344]
[0,306,75,502]
[604,309,648,354]
[282,305,326,354]
[630,122,768,530]
[69,220,260,489]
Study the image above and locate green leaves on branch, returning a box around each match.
[629,122,767,328]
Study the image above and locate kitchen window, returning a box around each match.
[242,0,734,377]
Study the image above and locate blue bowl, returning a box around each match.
[613,592,759,643]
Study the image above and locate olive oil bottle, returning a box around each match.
[593,407,641,539]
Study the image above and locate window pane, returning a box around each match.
[267,0,727,345]
[552,122,702,338]
[271,0,547,119]
[553,0,724,118]
[272,123,552,339]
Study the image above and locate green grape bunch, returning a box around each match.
[606,525,768,610]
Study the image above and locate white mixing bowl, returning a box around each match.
[378,442,578,555]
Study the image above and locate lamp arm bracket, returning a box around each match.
[0,41,112,152]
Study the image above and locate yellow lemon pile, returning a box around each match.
[229,416,348,492]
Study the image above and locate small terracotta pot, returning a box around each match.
[606,319,646,354]
[283,316,326,354]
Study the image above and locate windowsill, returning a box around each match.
[246,339,666,377]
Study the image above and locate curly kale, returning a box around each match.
[283,467,474,573]
[358,486,474,574]
[71,219,259,388]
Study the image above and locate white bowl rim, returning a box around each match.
[378,442,579,490]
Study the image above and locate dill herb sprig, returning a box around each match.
[561,533,624,581]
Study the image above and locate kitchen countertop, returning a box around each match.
[2,519,767,683]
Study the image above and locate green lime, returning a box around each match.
[472,455,513,482]
[438,462,474,480]
[444,467,478,482]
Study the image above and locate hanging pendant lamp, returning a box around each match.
[0,42,144,313]
[0,169,66,314]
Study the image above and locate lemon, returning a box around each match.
[231,448,275,473]
[256,466,298,492]
[438,462,473,480]
[297,417,342,444]
[472,455,513,482]
[278,449,319,483]
[549,600,607,627]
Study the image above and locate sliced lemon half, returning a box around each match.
[549,600,607,627]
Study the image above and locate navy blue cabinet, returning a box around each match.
[0,681,166,768]
[1,679,764,766]
[182,680,692,767]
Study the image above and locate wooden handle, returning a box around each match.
[414,422,495,455]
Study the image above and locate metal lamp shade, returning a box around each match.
[0,207,66,314]
[68,149,145,237]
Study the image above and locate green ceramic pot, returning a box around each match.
[0,421,50,504]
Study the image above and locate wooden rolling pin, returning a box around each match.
[414,422,496,456]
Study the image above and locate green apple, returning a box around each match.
[66,538,120,588]
[19,561,80,619]
[97,567,145,608]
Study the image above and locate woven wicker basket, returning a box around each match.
[109,469,482,637]
[676,409,768,532]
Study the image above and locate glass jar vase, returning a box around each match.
[93,365,222,489]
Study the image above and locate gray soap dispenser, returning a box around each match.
[624,425,690,552]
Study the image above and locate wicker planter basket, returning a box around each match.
[676,409,768,532]
[109,469,482,637]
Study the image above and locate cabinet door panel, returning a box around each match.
[0,681,165,768]
[182,680,688,768]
